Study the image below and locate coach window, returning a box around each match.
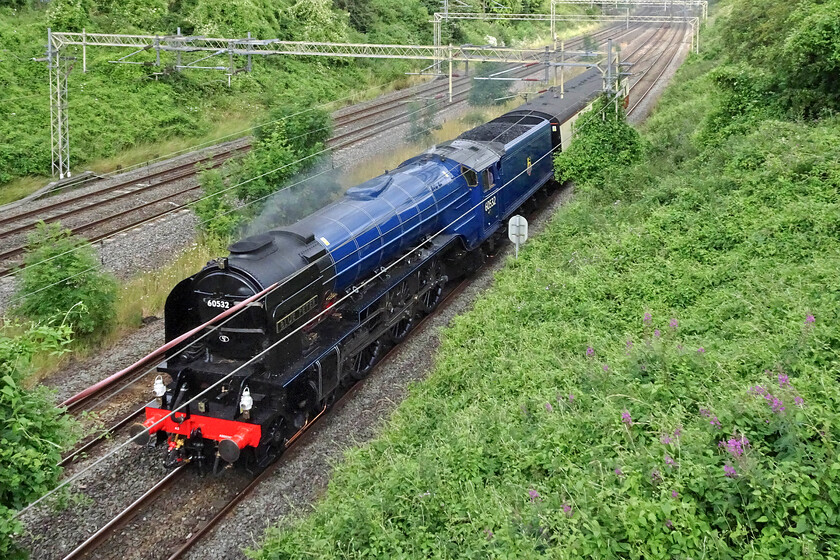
[483,168,494,193]
[462,166,478,188]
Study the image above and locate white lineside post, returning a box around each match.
[176,28,182,71]
[227,39,234,87]
[433,13,442,75]
[508,215,528,259]
[543,45,550,84]
[82,28,86,73]
[614,44,620,115]
[550,0,556,49]
[560,39,565,98]
[695,18,700,52]
[247,31,252,72]
[448,44,453,102]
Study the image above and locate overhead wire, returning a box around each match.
[35,77,436,198]
[14,79,627,517]
[14,19,678,520]
[59,88,479,412]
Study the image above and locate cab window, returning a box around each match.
[462,166,478,187]
[483,169,495,192]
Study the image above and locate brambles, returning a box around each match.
[12,222,117,339]
[553,95,644,191]
[195,104,332,241]
[407,98,440,142]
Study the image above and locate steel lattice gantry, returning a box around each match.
[51,32,565,64]
[431,11,699,73]
[45,31,602,178]
[550,0,707,20]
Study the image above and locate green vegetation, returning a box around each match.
[0,0,580,195]
[12,222,118,339]
[407,98,440,142]
[253,1,840,558]
[194,103,333,240]
[553,96,643,185]
[0,321,77,559]
[468,62,514,106]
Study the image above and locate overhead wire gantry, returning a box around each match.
[41,31,616,179]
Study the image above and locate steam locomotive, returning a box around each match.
[130,68,606,471]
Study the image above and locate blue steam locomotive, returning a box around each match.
[130,69,605,470]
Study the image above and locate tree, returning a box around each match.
[554,95,643,188]
[469,62,514,106]
[13,223,117,338]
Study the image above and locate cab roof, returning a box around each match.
[427,139,504,171]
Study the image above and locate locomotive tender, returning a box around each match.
[131,68,607,470]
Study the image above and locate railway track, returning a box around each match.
[0,21,645,279]
[58,273,473,560]
[627,24,687,116]
[43,21,691,560]
[54,20,681,473]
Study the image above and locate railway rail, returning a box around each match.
[54,20,682,473]
[34,21,690,560]
[58,274,472,560]
[0,21,644,279]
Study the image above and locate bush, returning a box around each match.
[194,167,243,241]
[46,0,93,31]
[195,103,331,241]
[468,63,514,106]
[406,98,439,142]
[12,222,117,338]
[553,95,644,189]
[235,103,331,205]
[695,63,779,146]
[0,321,76,559]
[252,3,840,557]
[779,0,840,118]
[718,0,840,118]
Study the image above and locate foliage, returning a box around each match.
[109,0,169,30]
[407,98,439,142]
[0,321,76,559]
[46,0,93,31]
[12,222,117,338]
[195,104,331,240]
[553,95,643,188]
[695,63,778,147]
[468,62,514,107]
[0,0,564,189]
[717,0,840,118]
[253,3,840,558]
[194,167,243,241]
[778,1,840,118]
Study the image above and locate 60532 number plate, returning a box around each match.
[206,299,231,309]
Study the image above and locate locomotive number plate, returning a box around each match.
[484,196,497,213]
[206,299,231,309]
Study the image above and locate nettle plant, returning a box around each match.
[523,314,839,557]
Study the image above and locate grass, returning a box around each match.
[112,239,219,331]
[0,74,435,206]
[0,176,46,206]
[251,9,840,560]
[16,100,500,384]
